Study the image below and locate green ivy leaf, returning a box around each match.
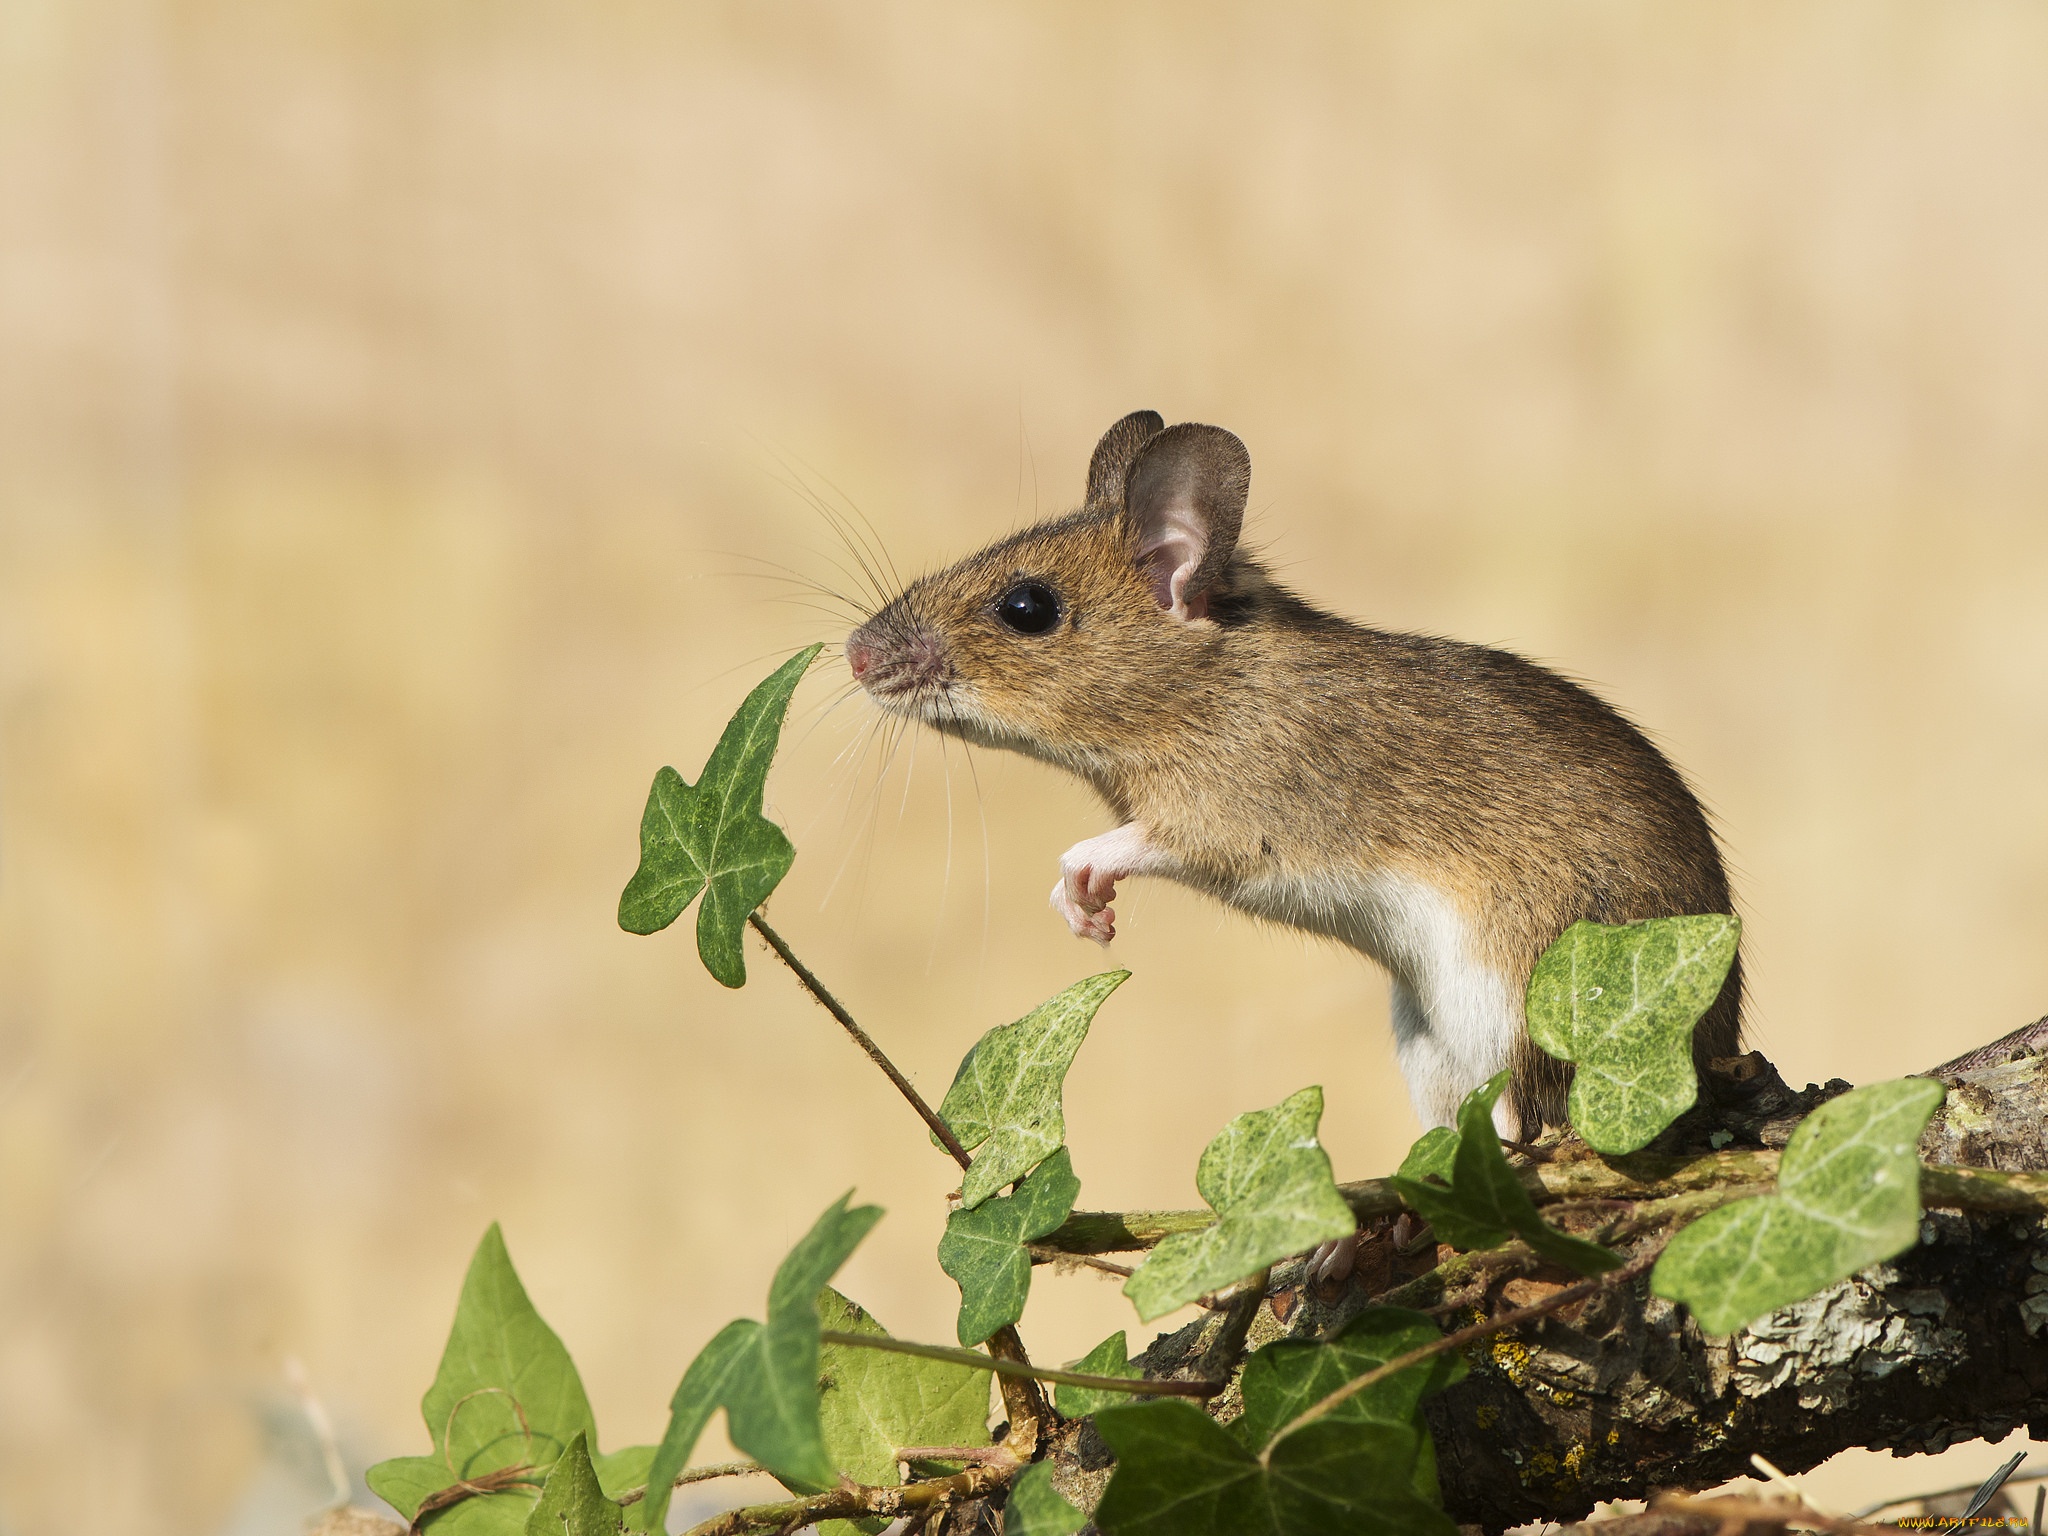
[367,1225,597,1535]
[525,1434,624,1536]
[1004,1462,1089,1536]
[937,1148,1081,1345]
[1052,1330,1142,1420]
[1091,1401,1457,1536]
[1389,1072,1623,1277]
[617,644,822,986]
[631,1321,752,1535]
[588,1448,656,1504]
[360,1462,471,1534]
[1396,1126,1458,1187]
[1231,1307,1465,1504]
[938,972,1127,1208]
[1526,915,1742,1154]
[372,1453,646,1536]
[1123,1087,1357,1323]
[634,1192,883,1532]
[1652,1077,1944,1335]
[807,1288,993,1535]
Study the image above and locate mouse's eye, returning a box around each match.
[995,581,1061,635]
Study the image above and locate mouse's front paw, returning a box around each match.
[1049,864,1117,946]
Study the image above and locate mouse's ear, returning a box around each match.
[1121,423,1250,622]
[1086,410,1166,507]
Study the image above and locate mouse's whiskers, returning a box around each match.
[753,444,901,615]
[959,738,995,980]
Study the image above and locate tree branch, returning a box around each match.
[1198,1266,1270,1384]
[1079,1034,2048,1535]
[1421,1043,2048,1531]
[1262,1248,1662,1460]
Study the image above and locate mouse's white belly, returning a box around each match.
[1223,863,1520,1131]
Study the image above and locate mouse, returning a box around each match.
[842,410,1741,1147]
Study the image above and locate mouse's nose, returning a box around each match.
[845,636,872,679]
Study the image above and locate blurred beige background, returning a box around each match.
[3,2,2047,1532]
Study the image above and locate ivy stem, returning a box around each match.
[1035,1157,2048,1259]
[983,1324,1050,1447]
[677,1460,1012,1536]
[893,1445,1020,1465]
[1199,1266,1271,1384]
[744,913,1047,1438]
[1260,1242,1664,1466]
[1023,1244,1137,1278]
[614,1461,764,1507]
[747,911,971,1169]
[1018,1246,1234,1309]
[817,1329,1222,1399]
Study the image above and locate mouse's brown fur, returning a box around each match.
[847,412,1740,1136]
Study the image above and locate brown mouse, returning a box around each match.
[843,411,1741,1142]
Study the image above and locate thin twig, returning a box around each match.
[747,911,971,1168]
[1262,1244,1661,1463]
[1332,1149,1785,1226]
[1589,1181,1775,1246]
[1751,1451,1833,1517]
[1019,1246,1233,1310]
[742,914,1049,1439]
[1645,1492,1895,1533]
[614,1461,763,1507]
[1853,1460,2047,1520]
[1023,1244,1135,1278]
[678,1460,1012,1536]
[817,1329,1221,1398]
[678,1460,764,1488]
[1377,1239,1540,1312]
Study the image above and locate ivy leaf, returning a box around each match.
[1091,1401,1458,1536]
[1396,1127,1458,1186]
[525,1434,624,1536]
[1526,916,1742,1154]
[374,1454,642,1536]
[360,1462,471,1534]
[937,1148,1081,1345]
[1389,1072,1623,1277]
[617,644,822,986]
[588,1448,655,1503]
[1123,1087,1356,1323]
[1052,1330,1142,1420]
[1652,1077,1944,1335]
[631,1321,751,1535]
[1004,1462,1088,1536]
[938,972,1127,1208]
[1230,1307,1464,1504]
[806,1288,992,1535]
[362,1462,545,1536]
[634,1192,883,1532]
[367,1225,597,1535]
